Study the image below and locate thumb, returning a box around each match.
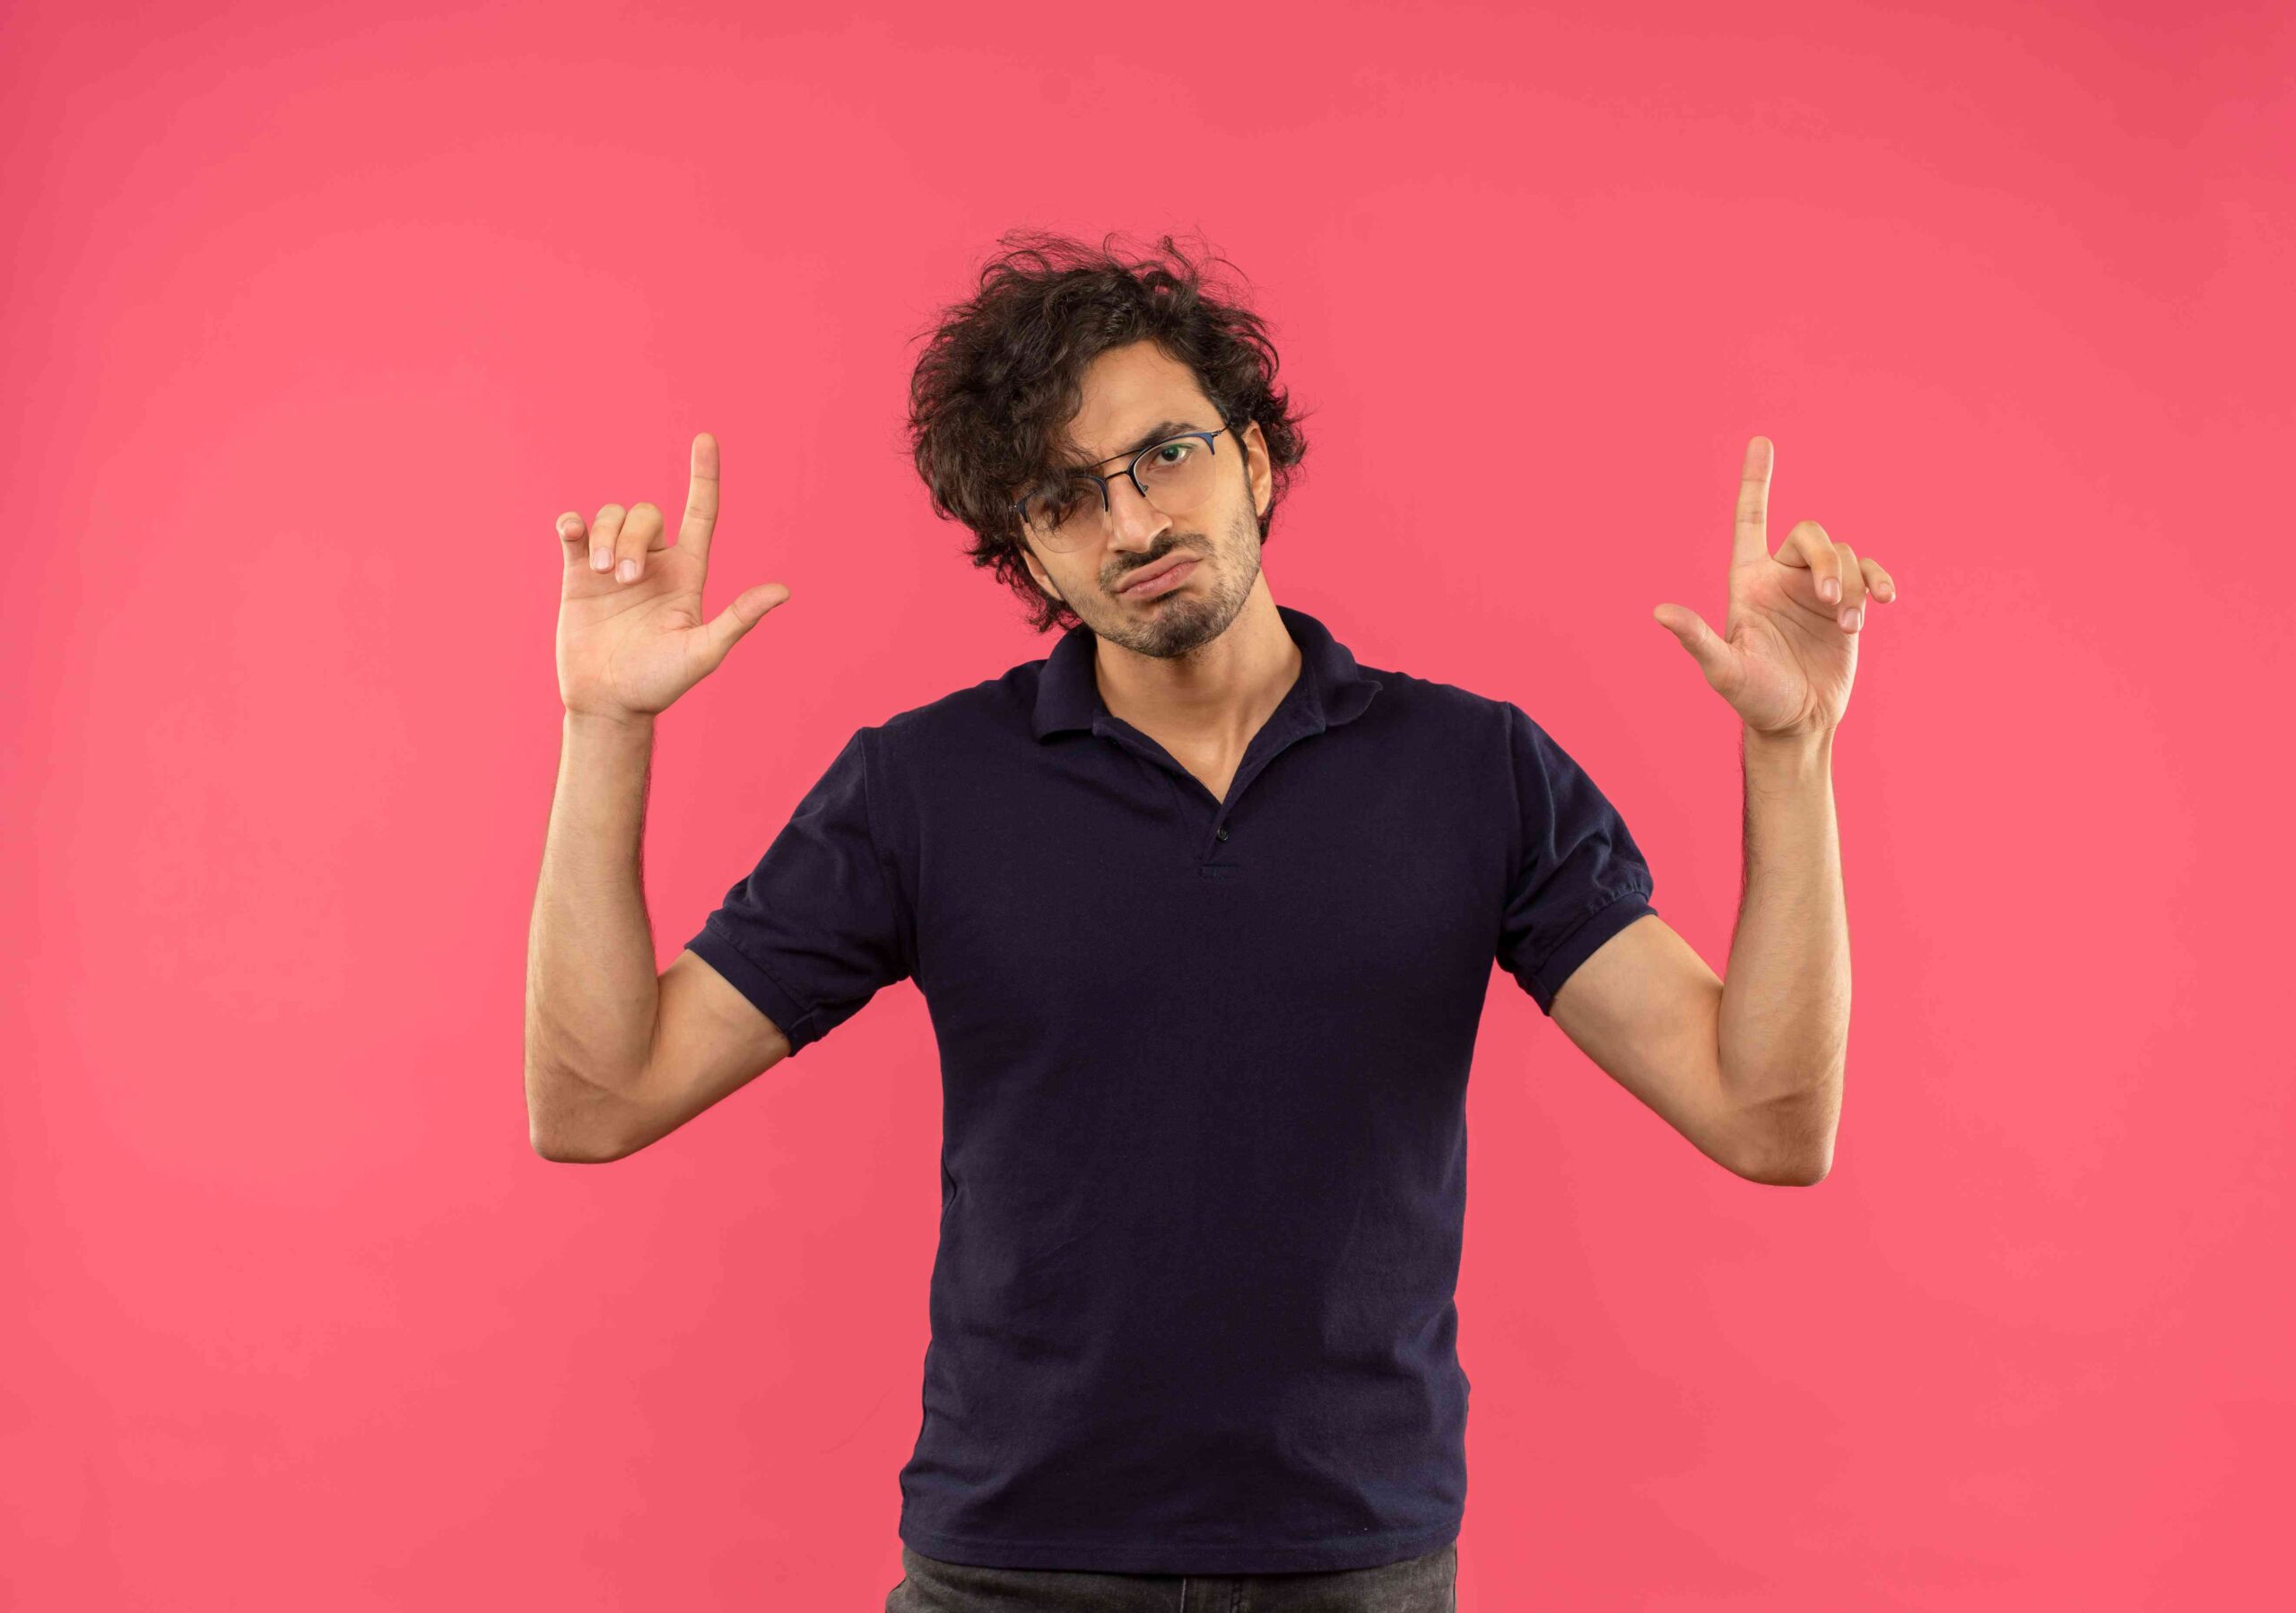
[700,582,792,669]
[1652,603,1735,688]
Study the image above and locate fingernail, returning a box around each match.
[592,547,611,571]
[1844,607,1862,629]
[616,558,639,582]
[1822,577,1839,602]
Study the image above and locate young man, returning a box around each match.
[526,232,1888,1602]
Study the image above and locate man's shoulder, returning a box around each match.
[865,658,1045,758]
[1363,661,1505,717]
[1351,659,1520,749]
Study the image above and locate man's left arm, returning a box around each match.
[1549,727,1847,1188]
[1550,432,1892,1187]
[1715,725,1847,1181]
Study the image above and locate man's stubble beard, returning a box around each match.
[1097,501,1265,661]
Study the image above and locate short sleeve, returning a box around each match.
[1496,702,1658,1016]
[683,726,914,1059]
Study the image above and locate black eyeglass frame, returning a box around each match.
[1009,420,1239,539]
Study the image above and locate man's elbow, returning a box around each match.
[530,1121,629,1164]
[526,1070,636,1164]
[1729,1094,1839,1186]
[1738,1150,1831,1187]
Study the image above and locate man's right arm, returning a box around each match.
[523,710,789,1163]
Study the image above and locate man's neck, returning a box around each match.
[1092,589,1302,757]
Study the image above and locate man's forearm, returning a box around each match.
[525,711,664,1119]
[1717,726,1849,1173]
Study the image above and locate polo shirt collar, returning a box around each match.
[1032,602,1383,742]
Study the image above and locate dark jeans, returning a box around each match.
[884,1537,1458,1611]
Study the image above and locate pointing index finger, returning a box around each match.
[1734,435,1773,566]
[680,432,720,558]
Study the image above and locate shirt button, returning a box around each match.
[1215,827,1229,841]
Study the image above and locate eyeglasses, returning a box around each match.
[1010,423,1236,553]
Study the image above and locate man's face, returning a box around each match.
[1017,339,1273,659]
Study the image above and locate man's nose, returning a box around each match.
[1104,475,1171,548]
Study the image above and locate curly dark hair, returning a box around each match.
[904,229,1311,633]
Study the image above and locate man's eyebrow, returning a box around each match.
[1065,418,1214,473]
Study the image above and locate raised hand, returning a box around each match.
[1652,436,1899,739]
[554,433,791,721]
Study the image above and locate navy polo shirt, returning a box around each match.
[685,603,1658,1574]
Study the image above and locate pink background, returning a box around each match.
[4,1,2289,1608]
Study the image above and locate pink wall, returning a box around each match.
[4,1,2288,1608]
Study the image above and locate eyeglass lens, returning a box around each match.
[1022,435,1220,552]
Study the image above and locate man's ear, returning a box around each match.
[1020,544,1065,606]
[1243,420,1273,520]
